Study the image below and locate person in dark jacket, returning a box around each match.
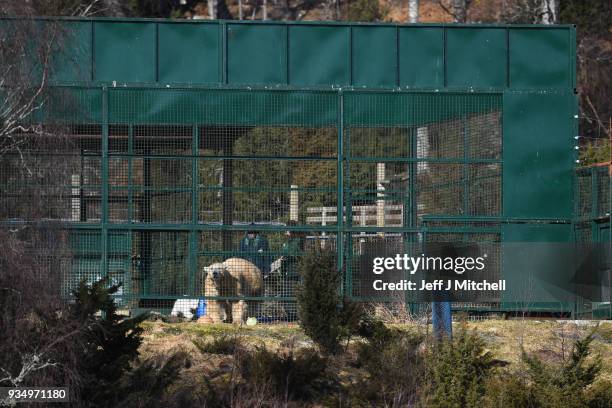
[239,225,271,275]
[280,222,305,279]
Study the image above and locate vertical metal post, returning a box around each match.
[345,127,353,297]
[101,86,109,282]
[222,139,233,253]
[592,169,599,242]
[221,21,227,84]
[142,143,152,295]
[463,114,470,219]
[190,126,199,296]
[79,147,85,221]
[432,301,453,340]
[337,90,345,295]
[127,125,133,223]
[407,126,417,313]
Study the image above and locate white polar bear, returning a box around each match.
[202,258,263,323]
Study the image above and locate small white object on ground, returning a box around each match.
[171,298,199,320]
[246,317,257,326]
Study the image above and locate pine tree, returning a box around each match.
[296,249,342,354]
[522,330,603,408]
[71,278,148,407]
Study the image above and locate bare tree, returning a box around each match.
[0,5,87,396]
[438,0,471,23]
[501,0,556,24]
[408,0,419,23]
[208,0,218,18]
[0,20,56,163]
[540,0,557,24]
[500,0,611,142]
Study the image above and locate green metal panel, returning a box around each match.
[51,21,92,83]
[289,25,349,86]
[509,28,571,88]
[91,88,505,128]
[398,27,444,88]
[501,223,574,308]
[37,87,103,124]
[108,88,337,126]
[227,24,285,85]
[503,91,574,218]
[446,28,506,88]
[503,223,573,243]
[158,22,219,84]
[1,18,578,90]
[94,22,156,82]
[344,91,502,127]
[352,26,396,87]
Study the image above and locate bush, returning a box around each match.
[481,374,536,408]
[354,329,425,406]
[115,351,192,408]
[586,380,612,408]
[296,249,358,354]
[481,330,611,408]
[238,346,332,401]
[520,330,605,408]
[71,279,148,407]
[193,334,242,355]
[423,328,501,408]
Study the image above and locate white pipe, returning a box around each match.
[71,174,80,221]
[376,163,385,232]
[290,184,298,222]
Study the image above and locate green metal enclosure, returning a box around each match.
[2,17,605,319]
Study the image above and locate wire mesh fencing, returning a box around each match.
[0,87,521,321]
[575,164,611,317]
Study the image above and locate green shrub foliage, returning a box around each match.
[521,330,604,408]
[193,334,242,355]
[355,329,425,406]
[238,346,332,401]
[116,351,192,408]
[71,279,148,407]
[481,330,610,408]
[424,328,501,408]
[296,248,348,354]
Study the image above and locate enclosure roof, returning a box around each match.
[2,17,576,90]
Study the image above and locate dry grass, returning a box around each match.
[138,319,612,384]
[463,319,612,382]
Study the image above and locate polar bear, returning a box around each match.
[203,258,263,323]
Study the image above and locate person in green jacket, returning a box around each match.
[280,223,305,279]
